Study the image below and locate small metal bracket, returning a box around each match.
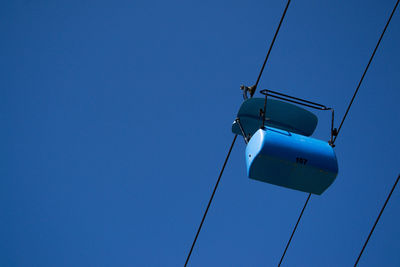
[328,109,338,147]
[240,85,256,100]
[235,118,250,144]
[261,92,268,129]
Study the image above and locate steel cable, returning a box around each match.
[250,0,291,97]
[354,174,400,266]
[184,135,237,266]
[277,193,311,267]
[333,0,400,144]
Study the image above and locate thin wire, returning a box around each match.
[185,1,291,261]
[333,0,400,144]
[354,174,400,266]
[184,135,238,267]
[253,0,291,92]
[278,193,311,267]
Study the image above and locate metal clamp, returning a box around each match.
[240,85,256,100]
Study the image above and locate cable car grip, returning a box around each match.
[240,84,256,100]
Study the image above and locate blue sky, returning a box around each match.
[1,0,399,266]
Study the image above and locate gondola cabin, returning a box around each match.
[232,93,339,195]
[246,127,338,195]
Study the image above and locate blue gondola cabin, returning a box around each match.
[232,96,339,195]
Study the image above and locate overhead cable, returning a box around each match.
[278,193,311,267]
[184,135,238,266]
[354,174,400,266]
[333,0,400,144]
[242,0,291,98]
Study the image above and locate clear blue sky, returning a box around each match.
[1,0,399,266]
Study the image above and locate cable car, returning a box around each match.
[233,89,339,195]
